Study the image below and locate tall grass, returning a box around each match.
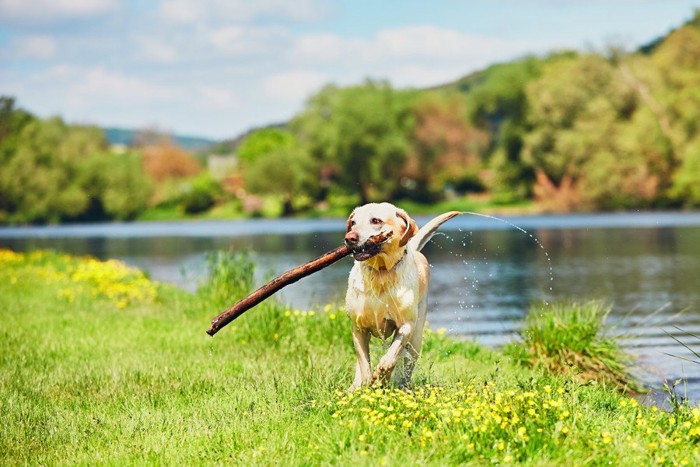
[1,249,699,465]
[506,301,640,393]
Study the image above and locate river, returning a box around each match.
[2,211,700,401]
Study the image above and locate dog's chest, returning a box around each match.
[345,262,420,332]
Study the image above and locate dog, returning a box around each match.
[344,202,459,391]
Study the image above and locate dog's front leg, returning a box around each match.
[348,325,372,392]
[373,322,414,385]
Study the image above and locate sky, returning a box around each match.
[1,1,698,140]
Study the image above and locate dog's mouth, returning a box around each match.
[348,231,393,261]
[350,242,382,261]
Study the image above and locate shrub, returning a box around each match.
[506,301,640,393]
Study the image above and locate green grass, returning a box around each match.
[505,301,642,394]
[1,249,699,465]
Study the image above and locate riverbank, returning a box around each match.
[136,194,536,223]
[1,249,698,464]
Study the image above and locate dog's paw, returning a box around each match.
[373,362,394,384]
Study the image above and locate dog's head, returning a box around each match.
[344,202,418,269]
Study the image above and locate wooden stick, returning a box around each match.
[206,244,351,336]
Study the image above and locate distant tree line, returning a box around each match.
[0,97,217,224]
[3,11,700,224]
[240,11,700,212]
[0,97,153,223]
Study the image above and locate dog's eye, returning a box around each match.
[370,218,382,225]
[350,220,356,226]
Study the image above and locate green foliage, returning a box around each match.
[237,127,296,164]
[100,151,153,220]
[670,140,700,206]
[177,172,223,214]
[293,80,412,203]
[506,301,639,393]
[243,142,309,215]
[198,250,255,309]
[0,98,153,223]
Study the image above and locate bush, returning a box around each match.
[178,173,223,214]
[506,301,640,393]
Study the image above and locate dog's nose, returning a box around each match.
[344,231,359,246]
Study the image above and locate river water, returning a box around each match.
[2,212,700,401]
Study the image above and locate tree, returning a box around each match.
[404,93,487,201]
[243,145,308,215]
[237,127,295,165]
[0,100,153,223]
[293,81,411,204]
[464,57,547,200]
[100,151,153,220]
[521,54,662,210]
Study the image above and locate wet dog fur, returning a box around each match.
[344,202,459,391]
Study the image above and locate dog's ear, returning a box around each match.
[346,209,356,233]
[396,209,418,247]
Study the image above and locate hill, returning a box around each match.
[103,127,219,152]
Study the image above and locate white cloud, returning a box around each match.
[136,37,180,64]
[35,65,178,105]
[196,85,237,109]
[12,34,58,59]
[205,26,286,55]
[159,0,327,26]
[292,25,540,86]
[0,0,118,23]
[263,70,329,102]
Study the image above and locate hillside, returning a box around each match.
[103,127,219,152]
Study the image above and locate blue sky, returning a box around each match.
[1,1,698,139]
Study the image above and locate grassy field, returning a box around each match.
[1,249,699,465]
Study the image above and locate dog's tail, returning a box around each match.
[409,211,461,252]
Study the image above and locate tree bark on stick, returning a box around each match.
[206,244,351,336]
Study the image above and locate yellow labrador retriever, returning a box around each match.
[344,202,459,391]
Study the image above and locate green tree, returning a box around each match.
[521,54,664,210]
[293,81,412,204]
[0,100,153,223]
[0,117,104,222]
[463,57,549,200]
[237,127,295,165]
[243,145,308,215]
[100,151,153,220]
